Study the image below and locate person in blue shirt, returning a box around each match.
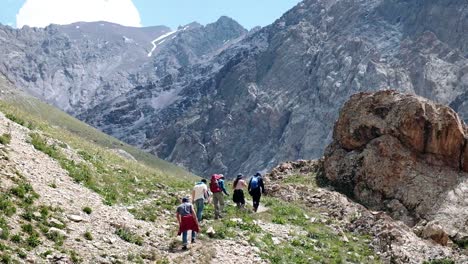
[218,174,229,196]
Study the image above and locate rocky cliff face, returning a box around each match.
[82,0,468,177]
[324,90,468,247]
[1,0,468,178]
[0,17,247,114]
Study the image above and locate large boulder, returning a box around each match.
[324,90,468,245]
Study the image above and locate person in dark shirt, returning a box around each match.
[176,197,199,250]
[248,172,265,212]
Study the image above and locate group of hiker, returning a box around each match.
[176,172,266,249]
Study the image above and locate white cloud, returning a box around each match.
[16,0,142,28]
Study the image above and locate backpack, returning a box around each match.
[250,176,260,190]
[210,174,221,193]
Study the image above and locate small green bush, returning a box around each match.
[21,224,34,235]
[10,234,22,244]
[46,230,65,246]
[82,207,92,215]
[0,195,16,217]
[5,113,25,126]
[26,234,41,248]
[70,250,81,263]
[115,227,143,246]
[0,134,11,145]
[16,249,27,259]
[83,231,93,241]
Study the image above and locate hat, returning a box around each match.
[219,174,225,179]
[182,196,189,202]
[255,172,262,176]
[201,179,207,183]
[236,174,243,179]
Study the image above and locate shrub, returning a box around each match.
[83,231,93,241]
[70,250,81,263]
[115,227,143,246]
[0,134,11,145]
[46,230,65,246]
[5,114,25,126]
[21,224,34,235]
[10,234,22,244]
[26,234,41,248]
[0,195,16,217]
[82,207,92,215]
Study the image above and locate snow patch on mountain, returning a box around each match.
[147,30,177,57]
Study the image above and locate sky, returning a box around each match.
[0,0,302,30]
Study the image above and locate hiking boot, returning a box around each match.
[182,245,188,250]
[191,239,196,244]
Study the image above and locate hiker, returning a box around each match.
[210,174,228,219]
[248,172,265,212]
[176,196,199,250]
[232,174,247,209]
[191,178,208,222]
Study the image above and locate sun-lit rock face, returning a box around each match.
[324,90,468,246]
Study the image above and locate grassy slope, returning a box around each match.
[0,76,196,205]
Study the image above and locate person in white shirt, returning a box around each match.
[191,179,208,222]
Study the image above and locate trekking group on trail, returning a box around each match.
[176,172,266,250]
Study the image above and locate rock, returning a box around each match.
[272,237,281,245]
[324,91,468,240]
[49,218,64,226]
[67,214,84,222]
[421,223,449,246]
[103,237,117,244]
[206,227,216,238]
[279,163,293,172]
[48,227,67,237]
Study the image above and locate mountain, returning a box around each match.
[1,0,467,178]
[83,0,468,177]
[0,17,247,114]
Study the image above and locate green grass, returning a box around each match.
[0,134,11,145]
[82,207,92,215]
[202,195,380,264]
[83,231,93,241]
[115,227,143,246]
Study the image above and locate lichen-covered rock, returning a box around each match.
[324,90,468,246]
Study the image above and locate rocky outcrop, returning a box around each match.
[265,159,466,263]
[324,90,468,247]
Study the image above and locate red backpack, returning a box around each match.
[210,174,221,193]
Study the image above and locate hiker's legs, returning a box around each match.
[195,198,204,221]
[219,193,225,213]
[191,231,196,242]
[213,192,221,218]
[182,231,188,246]
[253,193,261,212]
